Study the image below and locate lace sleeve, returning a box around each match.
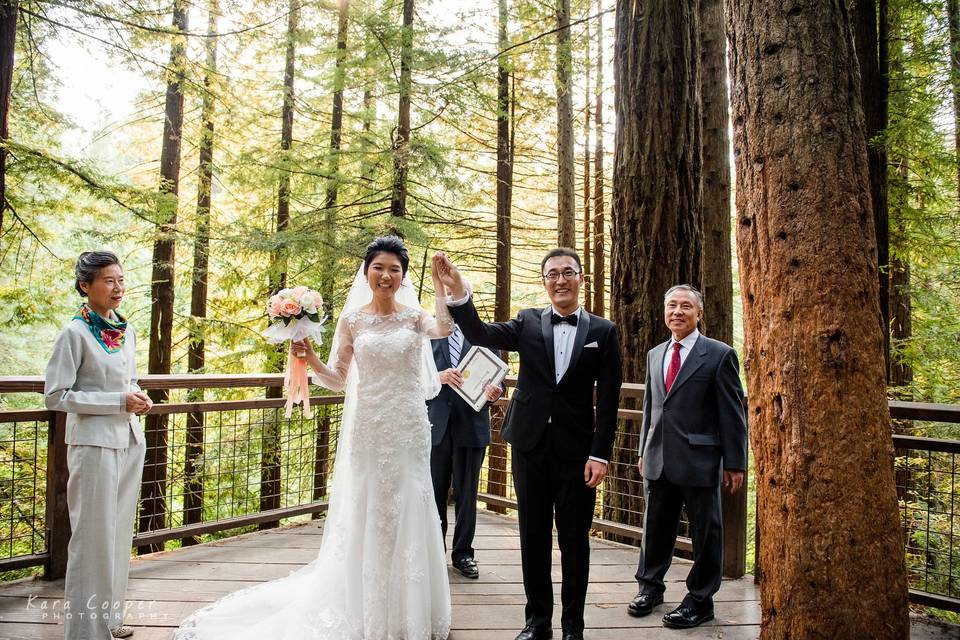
[418,298,455,339]
[310,314,353,392]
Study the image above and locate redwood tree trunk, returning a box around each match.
[948,0,960,203]
[699,0,732,345]
[582,33,592,313]
[0,0,17,231]
[592,0,605,316]
[555,0,576,246]
[262,0,299,531]
[727,1,910,636]
[389,0,414,221]
[183,0,219,547]
[489,0,513,514]
[854,0,890,380]
[608,0,702,527]
[140,0,187,554]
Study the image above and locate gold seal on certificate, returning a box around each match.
[453,346,509,412]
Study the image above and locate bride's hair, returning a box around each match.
[363,236,409,275]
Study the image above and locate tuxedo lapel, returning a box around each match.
[560,310,591,383]
[540,307,557,382]
[666,335,707,398]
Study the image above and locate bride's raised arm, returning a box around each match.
[300,314,353,392]
[416,257,460,338]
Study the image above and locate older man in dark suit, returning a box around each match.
[628,284,747,629]
[428,324,502,580]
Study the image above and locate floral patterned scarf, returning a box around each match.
[74,304,127,354]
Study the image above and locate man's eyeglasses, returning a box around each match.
[542,269,581,282]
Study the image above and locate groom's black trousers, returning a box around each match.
[512,429,596,634]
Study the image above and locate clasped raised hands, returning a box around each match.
[431,252,467,300]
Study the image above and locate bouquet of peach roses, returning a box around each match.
[263,286,326,418]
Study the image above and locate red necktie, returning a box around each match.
[665,342,682,392]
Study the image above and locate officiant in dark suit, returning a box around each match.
[628,284,747,630]
[435,248,623,640]
[428,324,503,580]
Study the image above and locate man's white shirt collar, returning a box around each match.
[551,305,582,318]
[672,328,700,350]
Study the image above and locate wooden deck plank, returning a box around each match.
[0,509,762,639]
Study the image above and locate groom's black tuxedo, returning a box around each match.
[450,299,622,635]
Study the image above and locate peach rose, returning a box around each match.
[280,299,302,316]
[268,297,282,317]
[292,286,308,297]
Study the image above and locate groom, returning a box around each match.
[436,248,623,640]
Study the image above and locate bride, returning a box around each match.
[175,236,454,640]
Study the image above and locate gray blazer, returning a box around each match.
[44,319,145,449]
[638,333,746,487]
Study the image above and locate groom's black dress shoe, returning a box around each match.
[561,633,584,640]
[452,556,479,579]
[662,604,714,629]
[627,592,663,617]
[514,625,552,640]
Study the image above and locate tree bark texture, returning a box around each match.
[608,0,703,528]
[140,0,187,554]
[184,0,219,546]
[389,0,414,220]
[592,0,605,316]
[0,0,17,232]
[727,2,910,636]
[853,0,890,380]
[699,0,733,346]
[555,0,576,247]
[888,161,912,392]
[490,0,513,514]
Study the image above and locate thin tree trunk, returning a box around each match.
[321,0,349,309]
[948,0,960,202]
[0,0,17,231]
[582,29,592,314]
[183,0,219,547]
[608,0,702,529]
[389,0,414,222]
[556,0,575,246]
[699,0,732,345]
[140,0,187,555]
[489,0,513,515]
[889,159,912,393]
[854,0,891,380]
[262,0,299,531]
[592,0,605,316]
[312,0,349,516]
[727,1,910,636]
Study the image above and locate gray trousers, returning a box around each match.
[65,428,145,640]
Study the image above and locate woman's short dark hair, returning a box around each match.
[540,247,582,274]
[363,236,410,275]
[75,251,121,296]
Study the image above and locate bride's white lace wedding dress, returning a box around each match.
[175,301,453,640]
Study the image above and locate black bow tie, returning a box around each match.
[551,312,578,326]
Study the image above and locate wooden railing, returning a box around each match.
[3,374,956,611]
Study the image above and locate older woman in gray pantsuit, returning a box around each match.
[44,251,151,640]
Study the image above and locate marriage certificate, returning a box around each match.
[453,346,509,412]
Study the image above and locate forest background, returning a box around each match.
[0,0,959,622]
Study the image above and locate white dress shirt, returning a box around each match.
[663,328,701,383]
[551,305,580,383]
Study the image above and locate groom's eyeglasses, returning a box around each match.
[542,269,581,282]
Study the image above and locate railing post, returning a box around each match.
[44,411,70,580]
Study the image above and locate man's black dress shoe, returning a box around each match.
[561,633,584,640]
[662,604,714,629]
[626,592,664,617]
[452,556,479,579]
[514,625,553,640]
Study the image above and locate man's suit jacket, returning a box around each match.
[426,334,491,448]
[450,300,622,461]
[638,334,747,487]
